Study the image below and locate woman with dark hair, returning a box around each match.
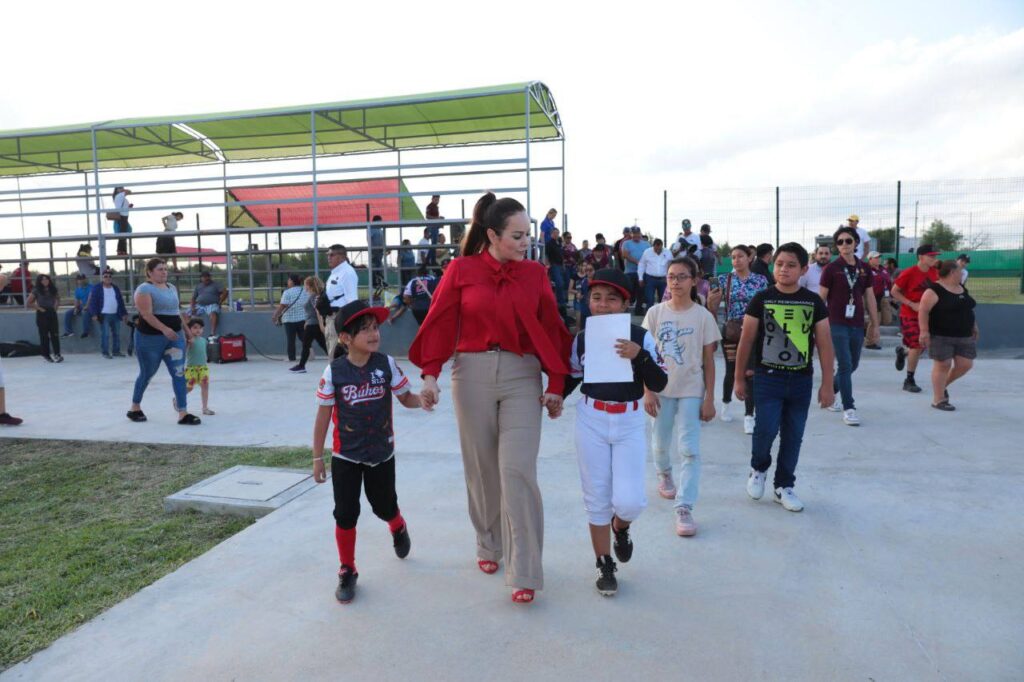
[273,274,309,362]
[127,258,199,425]
[27,274,62,362]
[409,192,571,604]
[918,260,979,411]
[708,244,769,433]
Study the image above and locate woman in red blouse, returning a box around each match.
[410,192,571,604]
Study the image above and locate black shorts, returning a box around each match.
[930,335,976,361]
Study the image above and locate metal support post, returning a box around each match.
[90,128,105,273]
[311,111,320,279]
[561,137,566,231]
[663,190,668,245]
[894,180,901,258]
[46,220,55,277]
[83,173,92,236]
[775,186,780,246]
[223,161,233,305]
[524,88,533,249]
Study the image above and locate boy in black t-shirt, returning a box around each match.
[733,243,835,512]
[312,301,426,603]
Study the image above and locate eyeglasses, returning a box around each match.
[835,238,855,245]
[667,274,693,282]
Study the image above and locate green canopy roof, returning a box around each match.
[0,82,561,177]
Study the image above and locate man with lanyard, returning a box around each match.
[798,244,832,294]
[324,244,359,360]
[818,226,879,426]
[891,244,940,393]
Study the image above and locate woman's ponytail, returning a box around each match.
[460,192,525,256]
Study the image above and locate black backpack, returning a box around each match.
[315,291,334,318]
[0,340,42,358]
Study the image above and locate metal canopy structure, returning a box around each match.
[0,82,562,176]
[0,81,565,305]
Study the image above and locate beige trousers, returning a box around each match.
[451,351,545,590]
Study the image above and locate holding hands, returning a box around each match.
[419,376,440,412]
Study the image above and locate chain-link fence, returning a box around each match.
[664,177,1024,303]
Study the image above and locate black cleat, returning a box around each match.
[895,346,907,371]
[595,555,618,596]
[392,525,411,559]
[903,377,922,393]
[335,565,358,603]
[612,520,633,563]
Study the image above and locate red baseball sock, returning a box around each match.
[387,511,406,534]
[335,526,356,572]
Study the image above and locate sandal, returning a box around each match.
[202,408,215,415]
[126,410,147,422]
[931,400,956,412]
[511,589,535,604]
[178,413,202,425]
[477,560,499,575]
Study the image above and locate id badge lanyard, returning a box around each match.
[844,265,859,318]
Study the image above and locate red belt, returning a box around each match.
[586,397,639,414]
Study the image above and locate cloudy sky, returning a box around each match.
[1,0,1022,248]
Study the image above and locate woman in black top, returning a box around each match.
[27,275,62,362]
[918,260,979,411]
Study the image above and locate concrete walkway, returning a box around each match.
[1,352,1022,681]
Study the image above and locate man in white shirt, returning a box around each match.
[113,187,133,256]
[848,214,871,260]
[799,244,833,293]
[417,228,432,265]
[324,243,360,360]
[638,238,673,310]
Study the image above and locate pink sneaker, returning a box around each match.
[675,507,697,536]
[656,472,676,500]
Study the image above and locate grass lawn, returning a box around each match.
[0,439,310,671]
[964,276,1024,304]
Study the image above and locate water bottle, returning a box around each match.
[234,299,243,312]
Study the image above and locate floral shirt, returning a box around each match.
[716,271,769,321]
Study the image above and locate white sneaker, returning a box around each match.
[743,415,756,434]
[746,469,767,500]
[720,402,734,423]
[842,409,861,426]
[773,487,804,512]
[828,396,842,412]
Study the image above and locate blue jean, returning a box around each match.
[643,276,666,309]
[549,265,568,310]
[831,324,864,410]
[751,370,812,490]
[132,330,187,409]
[651,396,703,509]
[99,314,121,354]
[63,307,93,335]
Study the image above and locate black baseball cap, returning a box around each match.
[957,253,970,263]
[336,300,389,332]
[916,244,940,257]
[622,227,631,234]
[630,226,642,233]
[590,268,632,301]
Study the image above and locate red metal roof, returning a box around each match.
[229,178,404,227]
[175,245,226,264]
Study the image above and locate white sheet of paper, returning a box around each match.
[583,313,633,384]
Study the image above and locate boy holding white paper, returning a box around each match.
[564,268,667,596]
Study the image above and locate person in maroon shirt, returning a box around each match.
[410,192,571,605]
[818,226,879,426]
